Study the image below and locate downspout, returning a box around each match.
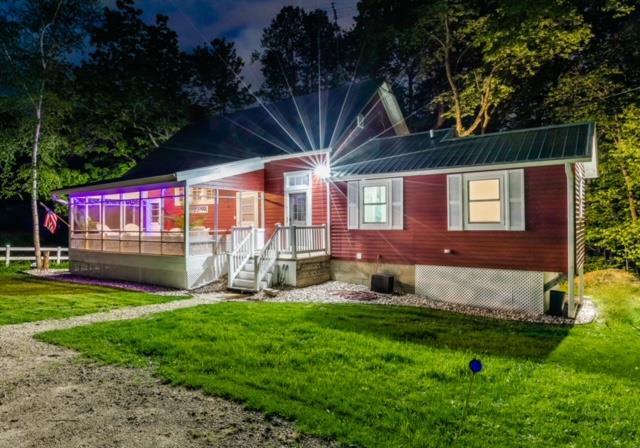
[565,163,576,318]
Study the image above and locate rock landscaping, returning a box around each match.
[254,280,597,325]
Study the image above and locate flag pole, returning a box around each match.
[39,201,70,228]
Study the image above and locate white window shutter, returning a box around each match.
[508,169,525,230]
[347,181,359,229]
[447,174,463,230]
[391,178,404,229]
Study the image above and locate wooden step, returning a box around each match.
[232,278,256,290]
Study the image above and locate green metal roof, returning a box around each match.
[332,122,595,178]
[118,79,382,181]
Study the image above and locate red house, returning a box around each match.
[53,80,598,317]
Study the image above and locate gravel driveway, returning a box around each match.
[0,296,333,448]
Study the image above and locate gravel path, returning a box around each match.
[0,296,333,448]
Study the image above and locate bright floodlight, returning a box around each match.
[314,163,331,179]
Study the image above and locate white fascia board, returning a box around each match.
[331,157,593,182]
[378,81,410,136]
[583,129,599,179]
[179,150,331,186]
[53,174,177,195]
[261,148,330,162]
[179,158,264,185]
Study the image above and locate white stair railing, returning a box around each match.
[227,224,329,291]
[254,225,283,289]
[227,228,255,288]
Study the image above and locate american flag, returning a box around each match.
[44,210,58,234]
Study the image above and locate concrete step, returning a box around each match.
[232,278,256,290]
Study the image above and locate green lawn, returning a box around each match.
[38,271,640,447]
[0,271,188,325]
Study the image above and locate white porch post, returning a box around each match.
[184,181,191,258]
[325,152,331,255]
[291,226,297,258]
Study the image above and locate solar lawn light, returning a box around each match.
[452,358,483,444]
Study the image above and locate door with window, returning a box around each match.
[288,192,308,226]
[144,199,161,232]
[284,171,311,226]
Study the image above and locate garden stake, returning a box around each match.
[453,358,483,445]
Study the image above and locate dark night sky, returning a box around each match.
[104,0,359,84]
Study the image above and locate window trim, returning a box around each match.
[462,171,508,231]
[359,179,392,230]
[284,170,312,226]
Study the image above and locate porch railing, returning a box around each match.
[227,228,255,288]
[276,224,328,258]
[225,225,329,290]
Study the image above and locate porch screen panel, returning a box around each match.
[162,187,185,255]
[121,192,141,253]
[69,186,185,256]
[141,192,161,255]
[102,194,121,252]
[86,196,102,250]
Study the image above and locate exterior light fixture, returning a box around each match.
[314,163,331,179]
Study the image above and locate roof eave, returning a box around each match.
[331,156,594,181]
[52,174,178,196]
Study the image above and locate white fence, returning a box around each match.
[2,245,69,266]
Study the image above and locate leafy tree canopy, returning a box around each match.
[255,6,347,100]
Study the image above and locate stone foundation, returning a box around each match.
[330,260,416,293]
[277,255,331,287]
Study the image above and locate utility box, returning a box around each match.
[549,290,566,317]
[371,273,394,294]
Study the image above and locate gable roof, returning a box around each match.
[332,122,596,178]
[119,79,384,181]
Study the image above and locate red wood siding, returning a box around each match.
[264,155,329,236]
[211,169,264,191]
[330,165,568,273]
[217,190,237,230]
[189,189,237,231]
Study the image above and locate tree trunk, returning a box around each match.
[31,89,44,269]
[435,103,446,129]
[621,165,638,222]
[435,16,498,137]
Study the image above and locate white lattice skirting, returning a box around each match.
[415,265,544,314]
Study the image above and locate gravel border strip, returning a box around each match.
[254,281,597,325]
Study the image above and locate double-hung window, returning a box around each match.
[347,178,403,230]
[447,169,525,231]
[362,184,388,224]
